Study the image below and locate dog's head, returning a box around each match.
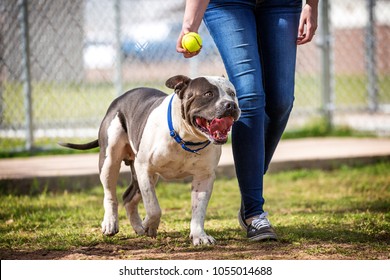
[166,75,240,145]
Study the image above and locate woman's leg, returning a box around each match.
[204,1,266,219]
[256,2,302,172]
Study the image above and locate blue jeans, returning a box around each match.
[204,0,301,219]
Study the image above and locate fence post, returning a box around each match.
[18,0,34,151]
[366,0,378,112]
[318,0,334,131]
[114,0,123,97]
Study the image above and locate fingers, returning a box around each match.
[183,49,201,58]
[176,31,201,58]
[297,3,318,45]
[177,45,201,58]
[296,18,308,45]
[176,32,186,53]
[297,22,316,45]
[297,15,305,39]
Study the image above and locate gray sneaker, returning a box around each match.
[243,212,278,241]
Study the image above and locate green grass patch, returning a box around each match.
[1,82,114,126]
[282,118,376,139]
[2,74,390,128]
[0,138,99,158]
[294,74,390,107]
[1,81,169,127]
[0,162,389,259]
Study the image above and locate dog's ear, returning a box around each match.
[165,75,191,99]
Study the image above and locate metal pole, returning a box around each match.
[114,0,123,97]
[18,0,34,151]
[318,0,334,131]
[366,0,378,112]
[189,57,199,78]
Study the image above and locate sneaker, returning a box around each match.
[246,212,278,241]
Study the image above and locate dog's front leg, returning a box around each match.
[136,164,161,238]
[190,174,216,246]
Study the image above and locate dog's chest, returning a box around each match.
[136,94,222,180]
[149,144,220,180]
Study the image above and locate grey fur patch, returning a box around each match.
[99,87,166,153]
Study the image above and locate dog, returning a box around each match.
[59,75,240,245]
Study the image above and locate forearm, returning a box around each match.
[182,0,210,33]
[306,0,319,6]
[297,0,319,44]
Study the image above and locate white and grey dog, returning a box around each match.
[60,75,240,245]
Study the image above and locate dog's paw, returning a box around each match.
[133,225,146,236]
[142,217,160,238]
[147,227,158,238]
[191,233,216,246]
[143,225,158,238]
[101,216,119,236]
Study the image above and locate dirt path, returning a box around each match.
[1,241,387,260]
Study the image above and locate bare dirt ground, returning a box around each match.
[1,241,388,260]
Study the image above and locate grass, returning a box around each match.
[294,74,390,108]
[0,139,99,158]
[0,81,168,127]
[3,75,390,127]
[282,118,377,139]
[0,161,389,260]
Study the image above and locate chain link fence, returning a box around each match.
[1,0,390,153]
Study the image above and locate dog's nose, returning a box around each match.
[224,101,238,111]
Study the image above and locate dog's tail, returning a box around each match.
[58,139,99,150]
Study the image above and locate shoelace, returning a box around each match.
[251,212,272,230]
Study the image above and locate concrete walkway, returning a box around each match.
[1,137,390,194]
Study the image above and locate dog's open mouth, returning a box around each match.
[195,116,234,144]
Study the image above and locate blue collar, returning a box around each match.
[167,94,211,154]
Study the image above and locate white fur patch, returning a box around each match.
[205,76,236,95]
[204,76,238,108]
[205,76,238,104]
[100,113,128,236]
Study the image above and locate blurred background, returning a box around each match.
[1,0,390,153]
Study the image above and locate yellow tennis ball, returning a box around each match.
[181,32,202,53]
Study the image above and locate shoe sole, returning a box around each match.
[248,231,278,242]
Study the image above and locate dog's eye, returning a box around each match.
[204,91,213,97]
[227,89,236,97]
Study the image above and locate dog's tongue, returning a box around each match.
[208,117,234,142]
[195,116,234,142]
[209,117,234,134]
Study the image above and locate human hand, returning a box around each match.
[176,31,201,58]
[297,0,318,45]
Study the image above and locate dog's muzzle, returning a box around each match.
[194,101,240,145]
